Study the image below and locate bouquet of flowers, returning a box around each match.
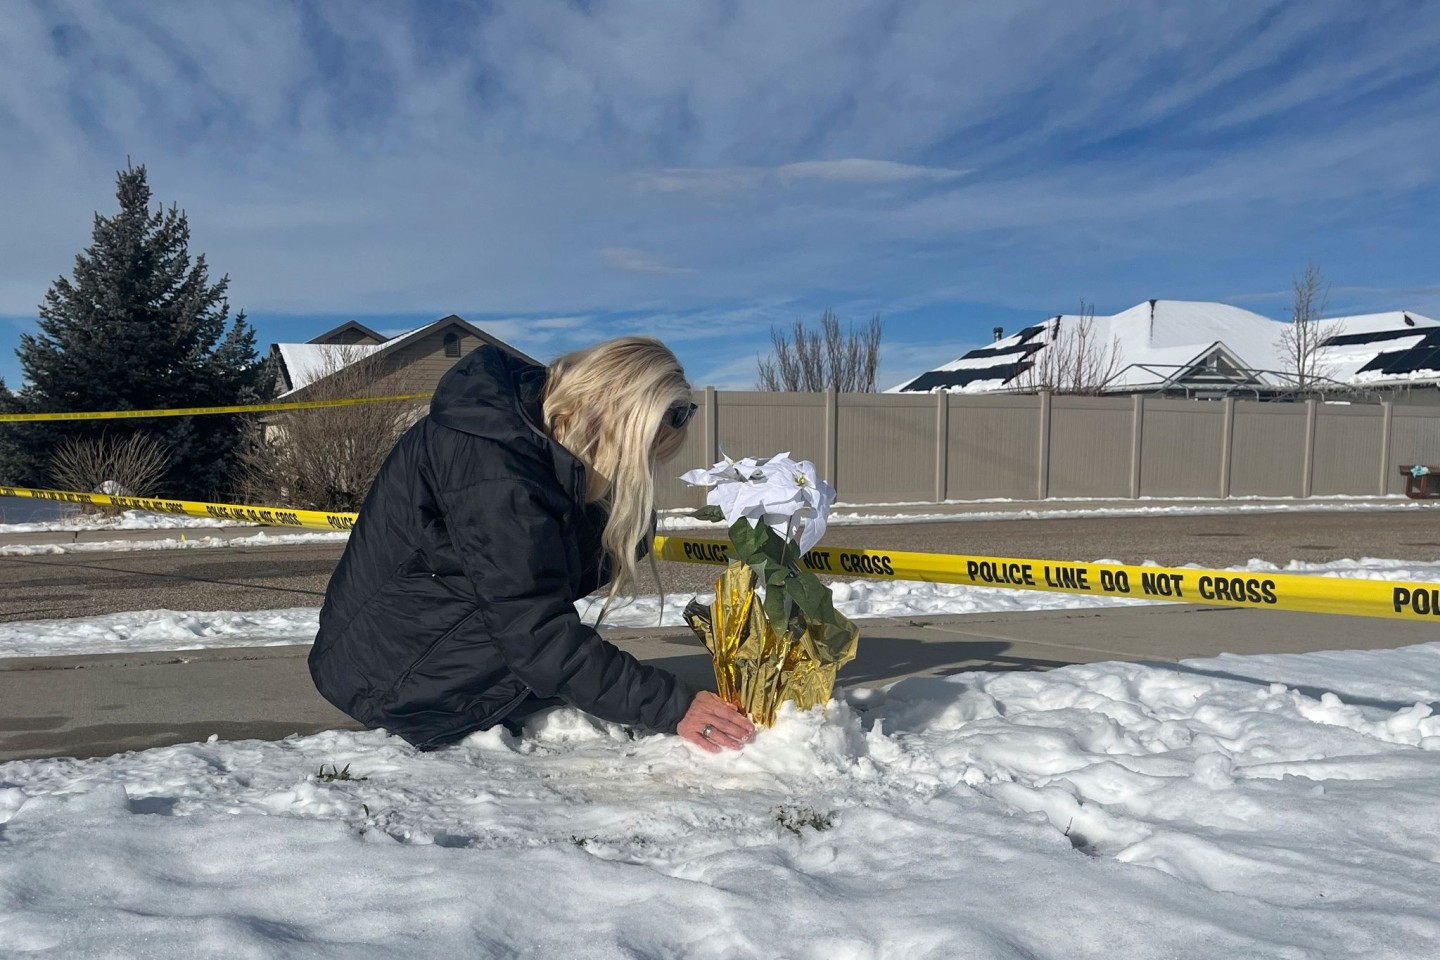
[679,453,860,725]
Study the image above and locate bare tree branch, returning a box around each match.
[235,345,426,511]
[1276,261,1345,391]
[756,311,883,392]
[49,432,171,510]
[1015,300,1123,395]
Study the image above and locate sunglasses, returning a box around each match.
[667,401,698,429]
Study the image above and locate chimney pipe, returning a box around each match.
[992,326,1004,342]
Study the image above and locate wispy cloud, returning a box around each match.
[599,248,692,276]
[778,159,970,184]
[0,1,1436,392]
[634,159,970,195]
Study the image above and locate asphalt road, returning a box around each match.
[2,510,1436,623]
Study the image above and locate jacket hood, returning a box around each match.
[430,344,548,442]
[429,344,585,500]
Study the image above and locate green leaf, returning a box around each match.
[782,568,856,656]
[762,587,792,630]
[786,568,837,623]
[691,504,725,522]
[728,517,766,565]
[764,561,789,587]
[729,517,788,565]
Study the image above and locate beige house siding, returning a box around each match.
[365,328,485,393]
[276,318,533,404]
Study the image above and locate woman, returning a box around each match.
[309,336,753,752]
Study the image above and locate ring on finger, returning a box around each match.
[700,723,715,740]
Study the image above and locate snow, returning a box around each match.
[0,529,351,557]
[4,536,1440,954]
[2,557,1437,660]
[0,510,248,535]
[1107,299,1280,362]
[889,299,1440,394]
[1326,336,1428,381]
[1316,312,1440,383]
[0,607,326,659]
[1,496,1430,548]
[891,300,1287,393]
[1353,364,1440,385]
[1327,311,1439,336]
[274,341,385,396]
[3,639,1440,957]
[930,352,1028,373]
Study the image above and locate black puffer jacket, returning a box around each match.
[309,345,695,748]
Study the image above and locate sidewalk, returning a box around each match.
[3,603,1432,763]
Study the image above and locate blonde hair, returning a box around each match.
[542,337,692,616]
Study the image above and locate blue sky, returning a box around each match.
[1,0,1437,392]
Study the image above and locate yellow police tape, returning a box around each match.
[652,535,1440,623]
[0,394,433,423]
[0,485,356,531]
[3,483,1434,622]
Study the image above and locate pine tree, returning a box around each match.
[9,163,269,498]
[0,377,19,487]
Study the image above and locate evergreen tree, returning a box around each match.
[10,163,269,498]
[0,377,19,487]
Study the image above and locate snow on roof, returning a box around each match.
[890,301,1284,393]
[273,317,488,397]
[890,301,1440,394]
[1105,301,1282,367]
[1322,310,1438,334]
[1319,312,1440,384]
[275,342,386,396]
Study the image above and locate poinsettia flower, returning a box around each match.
[678,451,765,487]
[681,451,835,552]
[757,454,833,553]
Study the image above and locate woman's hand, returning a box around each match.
[678,691,755,752]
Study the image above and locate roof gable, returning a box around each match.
[375,315,538,365]
[308,320,387,345]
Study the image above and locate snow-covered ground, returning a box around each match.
[3,523,1439,956]
[0,528,351,557]
[3,558,1438,660]
[1,494,1433,541]
[2,640,1439,957]
[0,504,245,533]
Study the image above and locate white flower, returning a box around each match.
[681,451,835,553]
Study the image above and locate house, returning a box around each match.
[268,315,536,401]
[888,300,1440,401]
[1315,312,1440,404]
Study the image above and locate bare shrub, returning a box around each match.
[757,310,882,392]
[1276,261,1345,391]
[236,346,426,511]
[48,432,171,511]
[1015,301,1123,395]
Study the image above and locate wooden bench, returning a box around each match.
[1400,465,1440,499]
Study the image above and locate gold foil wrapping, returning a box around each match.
[683,561,860,726]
